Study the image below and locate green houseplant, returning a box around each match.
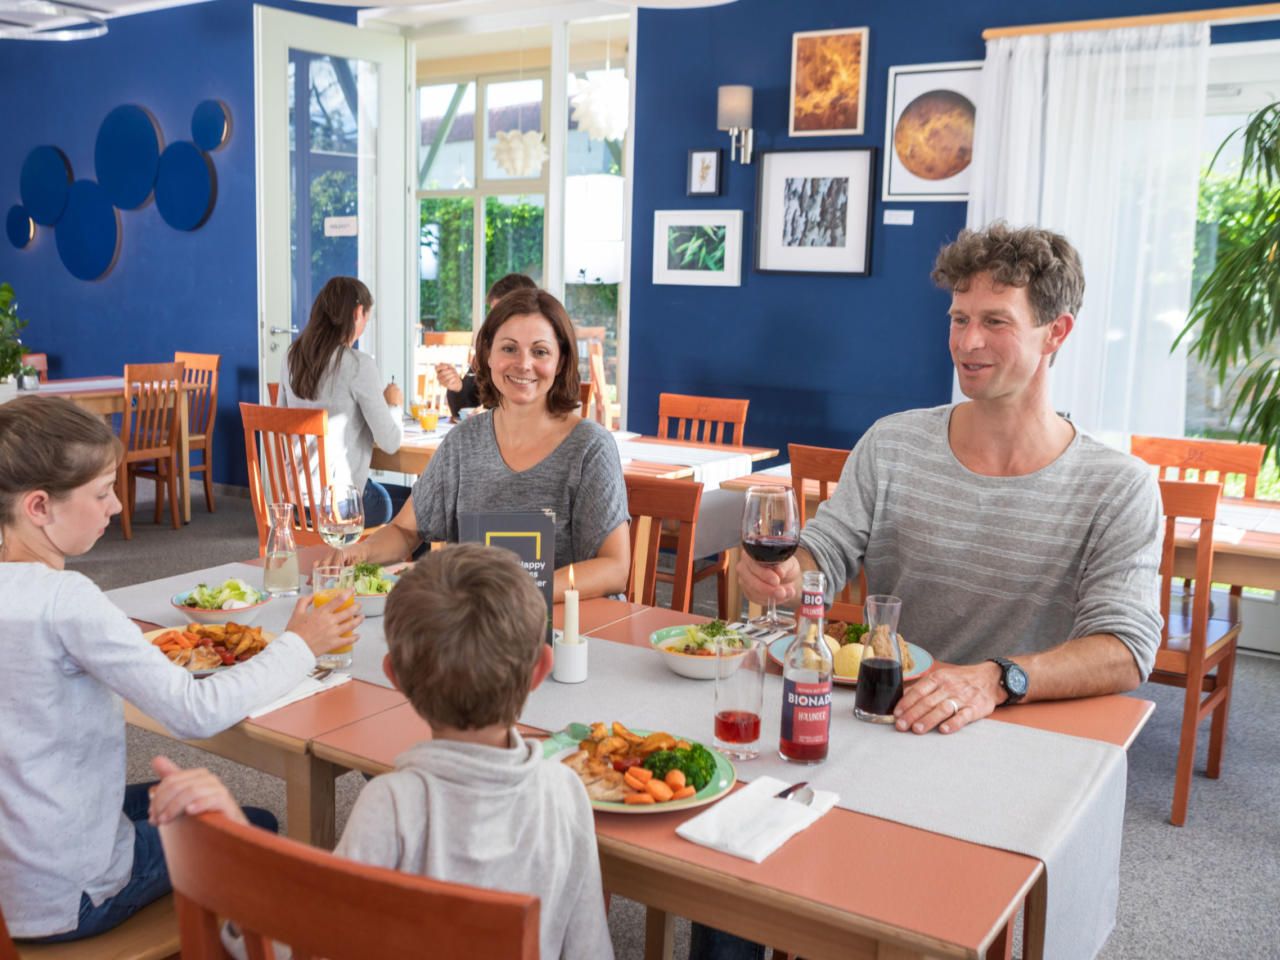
[0,282,30,383]
[1177,102,1280,452]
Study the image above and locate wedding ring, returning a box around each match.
[945,698,960,718]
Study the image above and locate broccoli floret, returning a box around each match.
[641,743,719,791]
[842,622,869,646]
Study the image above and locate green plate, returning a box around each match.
[541,722,736,814]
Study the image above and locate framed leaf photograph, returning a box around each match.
[789,27,870,136]
[754,149,875,276]
[652,209,743,287]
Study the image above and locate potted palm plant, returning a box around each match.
[0,282,30,400]
[1177,102,1280,453]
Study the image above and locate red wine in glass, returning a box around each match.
[715,709,761,744]
[742,535,800,565]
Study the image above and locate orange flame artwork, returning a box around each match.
[790,27,870,136]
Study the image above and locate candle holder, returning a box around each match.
[552,635,588,684]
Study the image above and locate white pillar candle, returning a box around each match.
[563,564,580,644]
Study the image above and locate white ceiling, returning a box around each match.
[0,0,212,38]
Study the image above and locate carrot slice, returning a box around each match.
[646,780,674,802]
[671,785,696,800]
[664,769,686,791]
[623,772,647,793]
[624,793,655,805]
[629,767,654,783]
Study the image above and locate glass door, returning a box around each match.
[255,6,408,399]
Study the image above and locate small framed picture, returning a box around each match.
[754,148,875,276]
[652,209,743,287]
[883,61,981,202]
[790,27,870,137]
[687,148,723,196]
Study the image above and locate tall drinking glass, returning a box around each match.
[854,595,904,723]
[741,485,800,631]
[713,636,765,760]
[312,564,356,670]
[319,485,364,551]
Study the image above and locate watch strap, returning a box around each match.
[988,656,1026,705]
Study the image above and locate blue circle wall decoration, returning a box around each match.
[155,141,216,231]
[19,146,73,226]
[55,180,120,281]
[94,104,163,210]
[191,99,231,152]
[7,206,34,249]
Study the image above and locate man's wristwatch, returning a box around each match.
[988,657,1028,705]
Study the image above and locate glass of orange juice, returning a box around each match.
[312,565,356,669]
[418,407,439,431]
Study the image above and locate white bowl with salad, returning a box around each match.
[349,562,399,617]
[648,621,750,681]
[172,578,270,625]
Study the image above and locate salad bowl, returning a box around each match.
[649,622,750,681]
[350,563,400,617]
[172,578,270,625]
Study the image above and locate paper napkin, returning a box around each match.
[248,672,352,718]
[676,775,838,863]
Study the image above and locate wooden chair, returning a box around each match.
[267,381,279,405]
[118,362,185,540]
[20,351,48,383]
[174,352,219,514]
[415,371,451,415]
[240,402,331,555]
[790,443,867,623]
[579,380,594,417]
[654,393,750,617]
[1131,434,1267,599]
[1152,479,1243,826]
[2,896,179,960]
[625,475,703,612]
[160,812,539,960]
[586,341,619,429]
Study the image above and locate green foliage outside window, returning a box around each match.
[0,282,29,381]
[310,170,358,294]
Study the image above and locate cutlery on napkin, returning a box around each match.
[676,776,838,863]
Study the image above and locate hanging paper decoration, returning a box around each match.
[570,72,629,143]
[493,129,548,179]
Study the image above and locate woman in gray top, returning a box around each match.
[332,289,630,601]
[280,276,404,524]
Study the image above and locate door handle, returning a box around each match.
[269,325,299,336]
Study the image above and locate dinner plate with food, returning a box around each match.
[767,621,934,686]
[171,578,270,625]
[146,623,274,677]
[544,721,735,813]
[649,620,750,680]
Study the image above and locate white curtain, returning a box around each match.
[965,24,1209,445]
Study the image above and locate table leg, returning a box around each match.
[1022,872,1048,960]
[284,752,338,848]
[724,546,743,621]
[178,391,191,523]
[643,906,674,960]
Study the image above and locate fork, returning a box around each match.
[309,667,333,682]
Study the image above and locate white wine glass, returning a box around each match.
[319,485,364,551]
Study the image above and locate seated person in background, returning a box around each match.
[434,272,538,419]
[0,396,356,943]
[280,276,404,526]
[331,287,630,601]
[151,544,616,960]
[740,222,1162,735]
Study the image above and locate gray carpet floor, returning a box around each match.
[83,493,1280,959]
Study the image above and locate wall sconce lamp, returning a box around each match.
[717,85,753,165]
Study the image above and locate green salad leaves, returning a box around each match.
[181,578,263,610]
[352,562,396,596]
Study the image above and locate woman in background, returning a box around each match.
[281,276,404,525]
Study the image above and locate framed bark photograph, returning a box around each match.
[789,27,870,136]
[652,209,743,286]
[754,149,875,276]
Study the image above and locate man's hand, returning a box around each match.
[148,756,248,826]
[320,542,369,569]
[383,382,403,406]
[435,362,462,392]
[736,551,802,607]
[893,662,1003,735]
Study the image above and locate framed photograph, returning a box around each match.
[687,148,722,196]
[754,149,875,276]
[882,60,981,202]
[789,27,870,137]
[652,209,743,287]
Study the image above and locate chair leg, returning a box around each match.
[118,463,133,540]
[154,465,164,525]
[1170,676,1204,827]
[202,454,216,514]
[167,458,180,530]
[1207,647,1238,780]
[715,556,730,620]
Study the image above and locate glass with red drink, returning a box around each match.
[741,485,800,631]
[713,634,766,760]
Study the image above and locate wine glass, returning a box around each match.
[319,484,364,551]
[741,485,800,631]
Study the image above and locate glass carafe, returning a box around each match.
[263,502,300,597]
[854,595,904,723]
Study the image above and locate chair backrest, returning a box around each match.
[416,371,452,414]
[240,402,330,555]
[625,475,703,611]
[0,902,17,960]
[657,393,748,446]
[578,380,594,417]
[20,351,48,383]
[121,362,184,460]
[789,443,850,526]
[586,341,615,429]
[422,330,474,347]
[1131,435,1266,499]
[267,381,280,405]
[1156,478,1221,672]
[174,351,219,441]
[160,813,539,960]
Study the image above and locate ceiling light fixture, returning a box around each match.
[0,0,108,41]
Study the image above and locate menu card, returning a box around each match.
[459,509,556,643]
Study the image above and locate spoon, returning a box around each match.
[788,785,816,807]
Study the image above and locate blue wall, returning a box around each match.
[0,0,356,486]
[628,0,1280,458]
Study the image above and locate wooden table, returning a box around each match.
[309,604,1154,960]
[39,376,195,524]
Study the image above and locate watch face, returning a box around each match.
[1006,663,1029,696]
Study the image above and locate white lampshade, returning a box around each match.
[717,85,752,130]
